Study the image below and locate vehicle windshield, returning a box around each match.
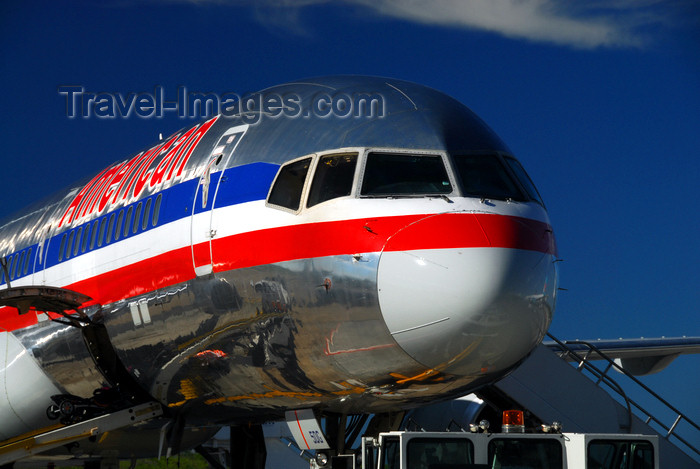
[488,438,563,469]
[588,440,654,469]
[406,438,474,469]
[361,152,452,196]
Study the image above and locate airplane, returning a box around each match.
[0,75,561,467]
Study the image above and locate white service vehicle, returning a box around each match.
[311,411,659,469]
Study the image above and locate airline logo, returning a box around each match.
[58,115,220,228]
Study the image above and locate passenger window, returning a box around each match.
[268,157,312,211]
[115,210,124,241]
[153,194,162,226]
[142,198,152,231]
[307,153,357,208]
[504,156,545,206]
[106,213,115,244]
[66,230,75,260]
[58,234,67,261]
[18,251,26,278]
[90,221,99,250]
[11,253,19,279]
[361,153,452,196]
[73,227,82,256]
[81,224,90,252]
[124,206,133,237]
[453,154,525,201]
[24,248,32,275]
[98,218,107,247]
[133,202,142,234]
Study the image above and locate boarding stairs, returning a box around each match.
[492,334,699,467]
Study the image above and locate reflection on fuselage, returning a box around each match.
[1,76,557,435]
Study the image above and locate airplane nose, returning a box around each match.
[377,213,557,377]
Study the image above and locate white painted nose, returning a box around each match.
[377,213,557,377]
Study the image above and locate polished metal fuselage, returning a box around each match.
[1,76,558,436]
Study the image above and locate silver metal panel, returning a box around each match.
[16,321,106,399]
[0,332,62,440]
[102,253,445,420]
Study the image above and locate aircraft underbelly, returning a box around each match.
[91,241,552,422]
[100,253,424,420]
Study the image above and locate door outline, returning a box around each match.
[191,124,249,276]
[33,221,55,286]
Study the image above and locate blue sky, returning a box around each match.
[1,0,698,445]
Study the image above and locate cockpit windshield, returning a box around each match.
[452,154,526,202]
[266,149,545,213]
[307,153,357,208]
[360,152,452,196]
[503,156,544,206]
[267,157,311,211]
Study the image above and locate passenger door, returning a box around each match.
[191,124,248,277]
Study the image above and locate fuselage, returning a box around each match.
[0,76,558,440]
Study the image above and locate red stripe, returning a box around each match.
[211,213,555,272]
[0,213,555,332]
[294,410,311,450]
[384,212,557,254]
[0,246,194,333]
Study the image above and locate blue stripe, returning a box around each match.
[0,162,279,286]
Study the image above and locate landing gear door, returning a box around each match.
[191,124,248,277]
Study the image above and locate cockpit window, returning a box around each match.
[307,153,357,208]
[453,154,525,201]
[268,157,312,211]
[361,153,452,196]
[504,156,545,206]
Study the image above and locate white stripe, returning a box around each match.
[7,196,548,294]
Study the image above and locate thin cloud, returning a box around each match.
[151,0,688,49]
[352,0,646,48]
